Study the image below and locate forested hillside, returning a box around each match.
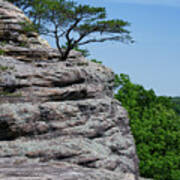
[171,97,180,115]
[114,74,180,180]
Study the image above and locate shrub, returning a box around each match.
[0,65,8,71]
[91,59,102,64]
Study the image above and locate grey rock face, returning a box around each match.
[0,1,139,179]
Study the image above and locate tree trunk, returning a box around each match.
[61,47,72,60]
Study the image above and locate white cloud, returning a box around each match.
[103,0,180,7]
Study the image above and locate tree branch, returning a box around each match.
[54,23,63,56]
[65,17,82,42]
[78,36,124,45]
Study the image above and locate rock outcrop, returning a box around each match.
[0,1,139,179]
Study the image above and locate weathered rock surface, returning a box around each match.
[0,0,49,48]
[0,1,139,179]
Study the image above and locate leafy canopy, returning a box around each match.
[171,97,180,115]
[7,0,133,60]
[114,74,180,180]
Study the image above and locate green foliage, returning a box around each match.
[115,73,180,180]
[19,41,27,47]
[77,62,89,66]
[0,49,5,55]
[0,40,8,46]
[73,46,90,57]
[91,59,102,64]
[0,91,22,97]
[171,97,180,115]
[0,65,8,71]
[62,44,90,57]
[19,21,39,33]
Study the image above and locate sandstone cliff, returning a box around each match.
[0,1,139,179]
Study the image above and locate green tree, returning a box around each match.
[115,74,180,180]
[8,0,133,60]
[171,97,180,115]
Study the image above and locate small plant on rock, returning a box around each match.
[0,49,5,56]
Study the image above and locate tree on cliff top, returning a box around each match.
[7,0,133,60]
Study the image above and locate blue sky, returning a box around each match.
[47,0,180,96]
[102,0,180,7]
